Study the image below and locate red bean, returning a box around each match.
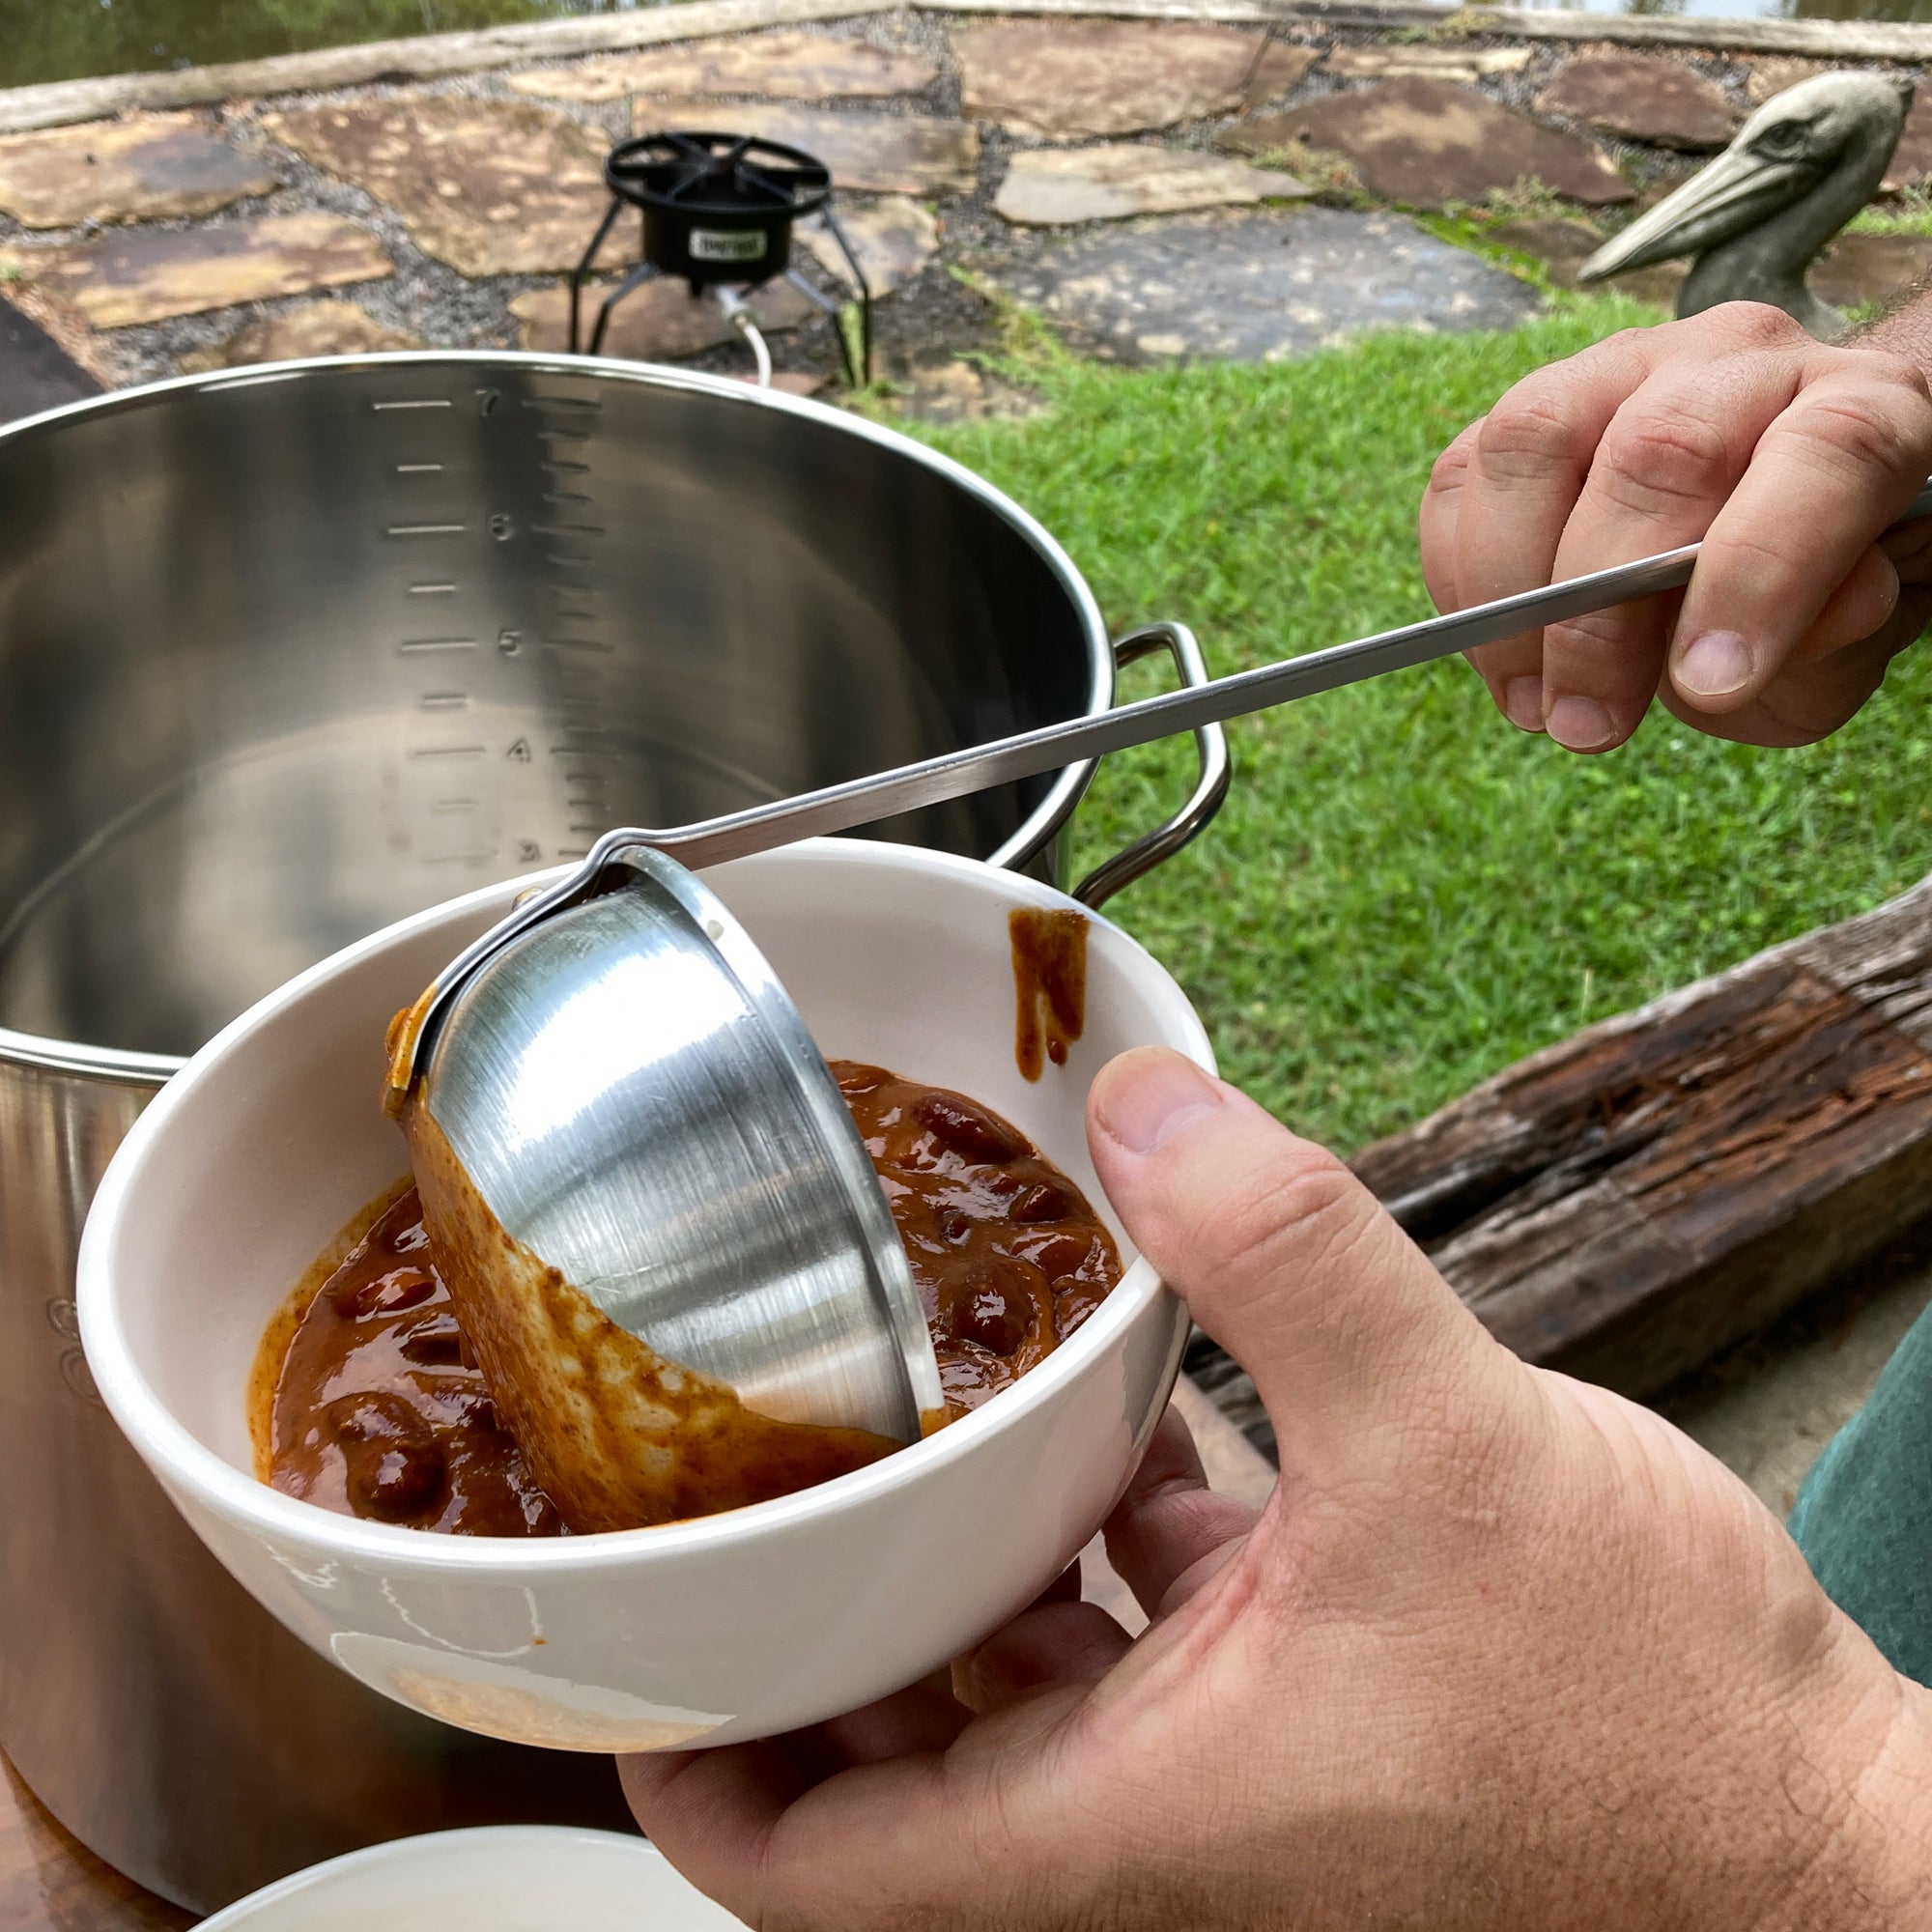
[327,1265,436,1321]
[431,1387,501,1435]
[1011,1179,1074,1224]
[914,1091,1027,1164]
[1054,1278,1105,1336]
[950,1282,1029,1356]
[948,1257,1051,1357]
[1012,1229,1095,1279]
[324,1391,444,1520]
[396,1313,466,1368]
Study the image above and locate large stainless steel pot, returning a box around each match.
[0,354,1226,1912]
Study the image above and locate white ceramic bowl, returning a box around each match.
[78,840,1209,1750]
[198,1826,741,1929]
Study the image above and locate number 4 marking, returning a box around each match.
[506,738,532,762]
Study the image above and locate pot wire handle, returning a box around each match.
[1071,622,1232,910]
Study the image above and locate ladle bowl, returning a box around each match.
[404,848,941,1526]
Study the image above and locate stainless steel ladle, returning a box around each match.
[391,499,1932,1478]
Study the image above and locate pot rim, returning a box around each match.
[0,351,1114,1082]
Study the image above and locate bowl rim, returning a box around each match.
[78,838,1213,1574]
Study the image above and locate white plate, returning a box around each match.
[200,1827,744,1930]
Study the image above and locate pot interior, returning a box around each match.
[0,358,1104,1060]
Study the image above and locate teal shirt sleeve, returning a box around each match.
[1790,1298,1932,1686]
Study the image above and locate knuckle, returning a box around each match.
[1474,388,1587,482]
[1426,425,1477,495]
[1845,346,1930,408]
[1703,520,1791,583]
[1542,606,1645,661]
[1598,403,1733,511]
[1781,388,1922,482]
[1710,299,1804,350]
[1187,1144,1378,1292]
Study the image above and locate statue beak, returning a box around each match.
[1578,146,1818,282]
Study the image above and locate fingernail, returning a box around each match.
[1545,695,1615,752]
[1673,630,1754,700]
[1094,1049,1225,1155]
[1502,675,1545,732]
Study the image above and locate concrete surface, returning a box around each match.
[1658,1256,1932,1520]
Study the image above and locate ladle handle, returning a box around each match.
[645,547,1699,868]
[640,478,1932,871]
[390,481,1932,1103]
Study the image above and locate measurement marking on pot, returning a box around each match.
[396,463,444,475]
[432,796,479,812]
[409,581,459,596]
[387,523,467,539]
[535,400,612,852]
[418,693,469,712]
[372,398,453,412]
[425,847,497,865]
[409,744,487,760]
[397,638,477,655]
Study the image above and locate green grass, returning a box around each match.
[1848,187,1932,239]
[908,299,1932,1154]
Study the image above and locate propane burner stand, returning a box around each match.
[570,130,872,387]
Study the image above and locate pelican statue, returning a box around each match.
[1578,71,1911,340]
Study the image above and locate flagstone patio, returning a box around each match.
[1,4,1929,416]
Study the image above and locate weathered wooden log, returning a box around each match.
[1192,872,1932,1461]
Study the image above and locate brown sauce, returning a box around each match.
[1010,907,1088,1081]
[266,1187,564,1536]
[405,1097,897,1537]
[262,1064,1122,1536]
[832,1062,1119,1416]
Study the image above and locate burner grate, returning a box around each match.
[569,130,872,388]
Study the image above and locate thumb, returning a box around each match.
[1086,1048,1522,1476]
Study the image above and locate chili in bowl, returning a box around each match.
[78,839,1210,1752]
